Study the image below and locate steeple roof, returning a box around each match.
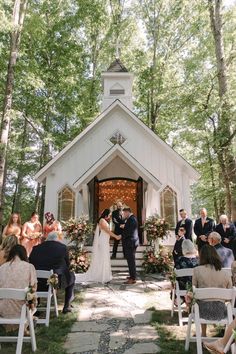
[107,58,128,72]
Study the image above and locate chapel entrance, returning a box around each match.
[93,177,143,243]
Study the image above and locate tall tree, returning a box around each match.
[0,0,28,231]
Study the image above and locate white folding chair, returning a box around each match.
[171,268,194,326]
[36,270,59,327]
[185,287,236,354]
[0,288,37,354]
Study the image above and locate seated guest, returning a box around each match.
[175,239,198,290]
[0,245,37,330]
[215,214,236,253]
[173,227,186,266]
[208,231,234,268]
[194,208,215,252]
[0,234,18,265]
[29,231,75,314]
[175,209,193,241]
[204,318,236,353]
[193,244,232,337]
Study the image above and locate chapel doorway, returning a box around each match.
[93,177,143,243]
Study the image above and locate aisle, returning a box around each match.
[64,273,171,354]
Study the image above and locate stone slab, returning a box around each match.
[71,321,109,332]
[128,325,159,341]
[109,330,127,350]
[77,308,93,321]
[131,310,154,324]
[124,342,161,353]
[64,332,100,353]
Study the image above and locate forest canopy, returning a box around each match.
[0,0,235,226]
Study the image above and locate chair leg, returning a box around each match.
[195,318,203,354]
[53,289,59,317]
[45,295,51,327]
[27,308,37,352]
[223,333,234,354]
[177,293,183,326]
[185,314,192,351]
[171,288,175,317]
[16,307,26,354]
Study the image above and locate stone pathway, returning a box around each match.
[64,273,171,354]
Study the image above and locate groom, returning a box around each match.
[121,207,139,285]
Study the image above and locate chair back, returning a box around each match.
[175,268,194,278]
[193,287,236,302]
[0,288,27,301]
[36,269,53,279]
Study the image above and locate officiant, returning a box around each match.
[111,201,125,259]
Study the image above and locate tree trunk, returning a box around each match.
[0,0,28,231]
[208,0,236,220]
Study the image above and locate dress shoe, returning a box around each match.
[203,340,224,354]
[62,307,72,314]
[111,255,116,259]
[126,276,131,279]
[124,279,136,285]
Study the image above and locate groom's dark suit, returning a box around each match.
[122,214,139,280]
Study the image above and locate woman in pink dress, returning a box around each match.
[2,213,22,242]
[43,212,62,241]
[21,212,42,256]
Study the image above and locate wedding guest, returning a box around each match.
[204,318,236,353]
[192,244,232,337]
[43,212,62,241]
[215,214,236,254]
[0,234,18,266]
[2,213,22,241]
[21,211,42,256]
[0,245,37,331]
[111,201,125,259]
[173,227,186,266]
[29,231,75,314]
[194,208,215,252]
[208,231,234,268]
[175,239,198,289]
[175,209,193,241]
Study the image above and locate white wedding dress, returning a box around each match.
[75,222,112,284]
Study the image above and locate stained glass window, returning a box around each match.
[160,186,178,228]
[58,186,75,221]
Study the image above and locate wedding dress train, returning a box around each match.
[75,224,112,284]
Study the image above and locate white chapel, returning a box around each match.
[35,59,199,243]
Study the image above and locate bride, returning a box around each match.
[75,209,121,284]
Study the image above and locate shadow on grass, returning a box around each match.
[0,290,83,354]
[150,309,209,354]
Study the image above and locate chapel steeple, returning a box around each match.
[101,58,134,111]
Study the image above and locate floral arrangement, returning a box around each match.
[63,215,93,246]
[143,214,169,243]
[47,273,59,289]
[69,249,91,273]
[26,285,37,310]
[142,246,172,274]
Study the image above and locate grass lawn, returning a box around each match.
[151,308,221,354]
[0,289,83,354]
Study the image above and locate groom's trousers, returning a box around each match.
[123,244,137,280]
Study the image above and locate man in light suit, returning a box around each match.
[194,208,215,252]
[175,209,193,241]
[121,207,139,285]
[208,231,234,268]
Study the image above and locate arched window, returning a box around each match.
[58,186,75,221]
[160,186,178,228]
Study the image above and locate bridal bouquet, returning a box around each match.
[143,214,169,242]
[63,215,93,245]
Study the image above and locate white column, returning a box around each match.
[82,184,89,215]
